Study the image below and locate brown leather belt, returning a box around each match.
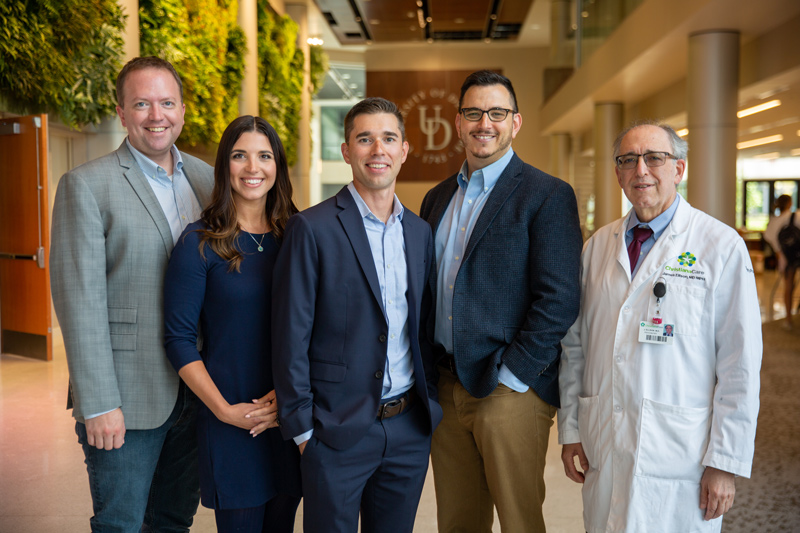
[377,388,416,420]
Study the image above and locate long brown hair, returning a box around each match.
[198,115,298,272]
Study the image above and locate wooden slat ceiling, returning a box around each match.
[314,0,535,44]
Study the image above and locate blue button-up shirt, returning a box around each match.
[347,182,414,399]
[294,183,414,445]
[127,139,203,245]
[625,194,681,278]
[433,149,528,392]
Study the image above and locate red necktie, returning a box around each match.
[627,225,653,272]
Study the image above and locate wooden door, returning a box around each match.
[0,114,52,360]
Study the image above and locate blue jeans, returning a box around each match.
[76,383,200,533]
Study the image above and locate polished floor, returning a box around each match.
[0,269,797,532]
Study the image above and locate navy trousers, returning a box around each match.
[300,399,431,533]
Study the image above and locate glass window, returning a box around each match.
[744,181,771,231]
[320,107,350,161]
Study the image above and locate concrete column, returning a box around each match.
[593,102,624,229]
[687,30,739,227]
[286,1,312,210]
[550,133,572,187]
[238,0,259,116]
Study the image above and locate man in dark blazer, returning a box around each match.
[272,97,442,533]
[419,70,583,532]
[50,57,213,531]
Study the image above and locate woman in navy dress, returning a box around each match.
[164,116,300,532]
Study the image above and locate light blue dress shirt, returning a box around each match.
[625,194,681,278]
[294,183,413,445]
[126,139,203,245]
[433,149,528,393]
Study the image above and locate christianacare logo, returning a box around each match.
[678,252,696,267]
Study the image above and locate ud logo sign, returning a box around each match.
[367,70,492,181]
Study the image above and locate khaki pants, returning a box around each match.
[431,367,556,533]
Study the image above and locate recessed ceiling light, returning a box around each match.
[791,148,800,156]
[454,18,465,24]
[676,128,689,137]
[737,134,783,149]
[737,99,781,118]
[369,19,380,25]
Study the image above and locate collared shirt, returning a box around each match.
[126,139,203,245]
[625,194,681,278]
[347,182,414,399]
[295,183,414,445]
[433,148,528,392]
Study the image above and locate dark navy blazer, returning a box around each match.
[272,187,443,451]
[420,153,583,407]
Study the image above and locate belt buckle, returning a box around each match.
[378,397,404,420]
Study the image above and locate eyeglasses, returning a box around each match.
[459,107,515,122]
[615,152,678,170]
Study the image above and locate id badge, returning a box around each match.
[638,322,675,345]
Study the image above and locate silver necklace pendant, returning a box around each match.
[247,231,266,252]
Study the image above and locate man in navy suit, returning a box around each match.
[272,97,442,533]
[420,70,583,532]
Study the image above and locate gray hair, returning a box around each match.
[612,120,688,160]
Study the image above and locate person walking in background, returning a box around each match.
[50,56,214,531]
[764,193,799,330]
[420,70,583,532]
[164,116,301,532]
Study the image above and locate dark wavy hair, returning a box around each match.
[198,115,298,272]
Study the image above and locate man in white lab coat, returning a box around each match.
[558,122,762,533]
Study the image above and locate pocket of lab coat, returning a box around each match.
[657,283,707,337]
[635,398,711,481]
[577,395,601,469]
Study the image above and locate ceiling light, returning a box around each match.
[426,16,432,23]
[737,134,783,149]
[791,148,800,156]
[307,37,324,46]
[454,18,465,24]
[369,19,380,25]
[581,11,589,17]
[737,99,781,118]
[676,128,688,137]
[753,152,780,160]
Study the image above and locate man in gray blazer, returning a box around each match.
[50,57,213,532]
[419,70,583,532]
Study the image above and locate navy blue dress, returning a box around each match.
[164,222,301,510]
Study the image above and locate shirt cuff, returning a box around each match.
[293,429,313,446]
[84,408,118,420]
[498,363,529,393]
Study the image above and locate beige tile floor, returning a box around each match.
[0,268,793,532]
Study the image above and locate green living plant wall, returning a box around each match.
[258,1,305,167]
[0,0,125,127]
[139,0,246,148]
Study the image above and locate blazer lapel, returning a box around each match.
[116,142,174,256]
[183,157,212,208]
[463,154,523,261]
[426,178,459,235]
[336,189,386,318]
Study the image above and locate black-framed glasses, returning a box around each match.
[459,107,515,122]
[615,151,678,170]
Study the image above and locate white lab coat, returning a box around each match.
[558,197,762,533]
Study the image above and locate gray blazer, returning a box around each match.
[50,141,213,429]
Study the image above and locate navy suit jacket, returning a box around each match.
[419,153,583,407]
[272,187,443,451]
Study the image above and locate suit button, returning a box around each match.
[379,334,387,342]
[375,371,383,379]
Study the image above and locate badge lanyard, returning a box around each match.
[638,277,674,345]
